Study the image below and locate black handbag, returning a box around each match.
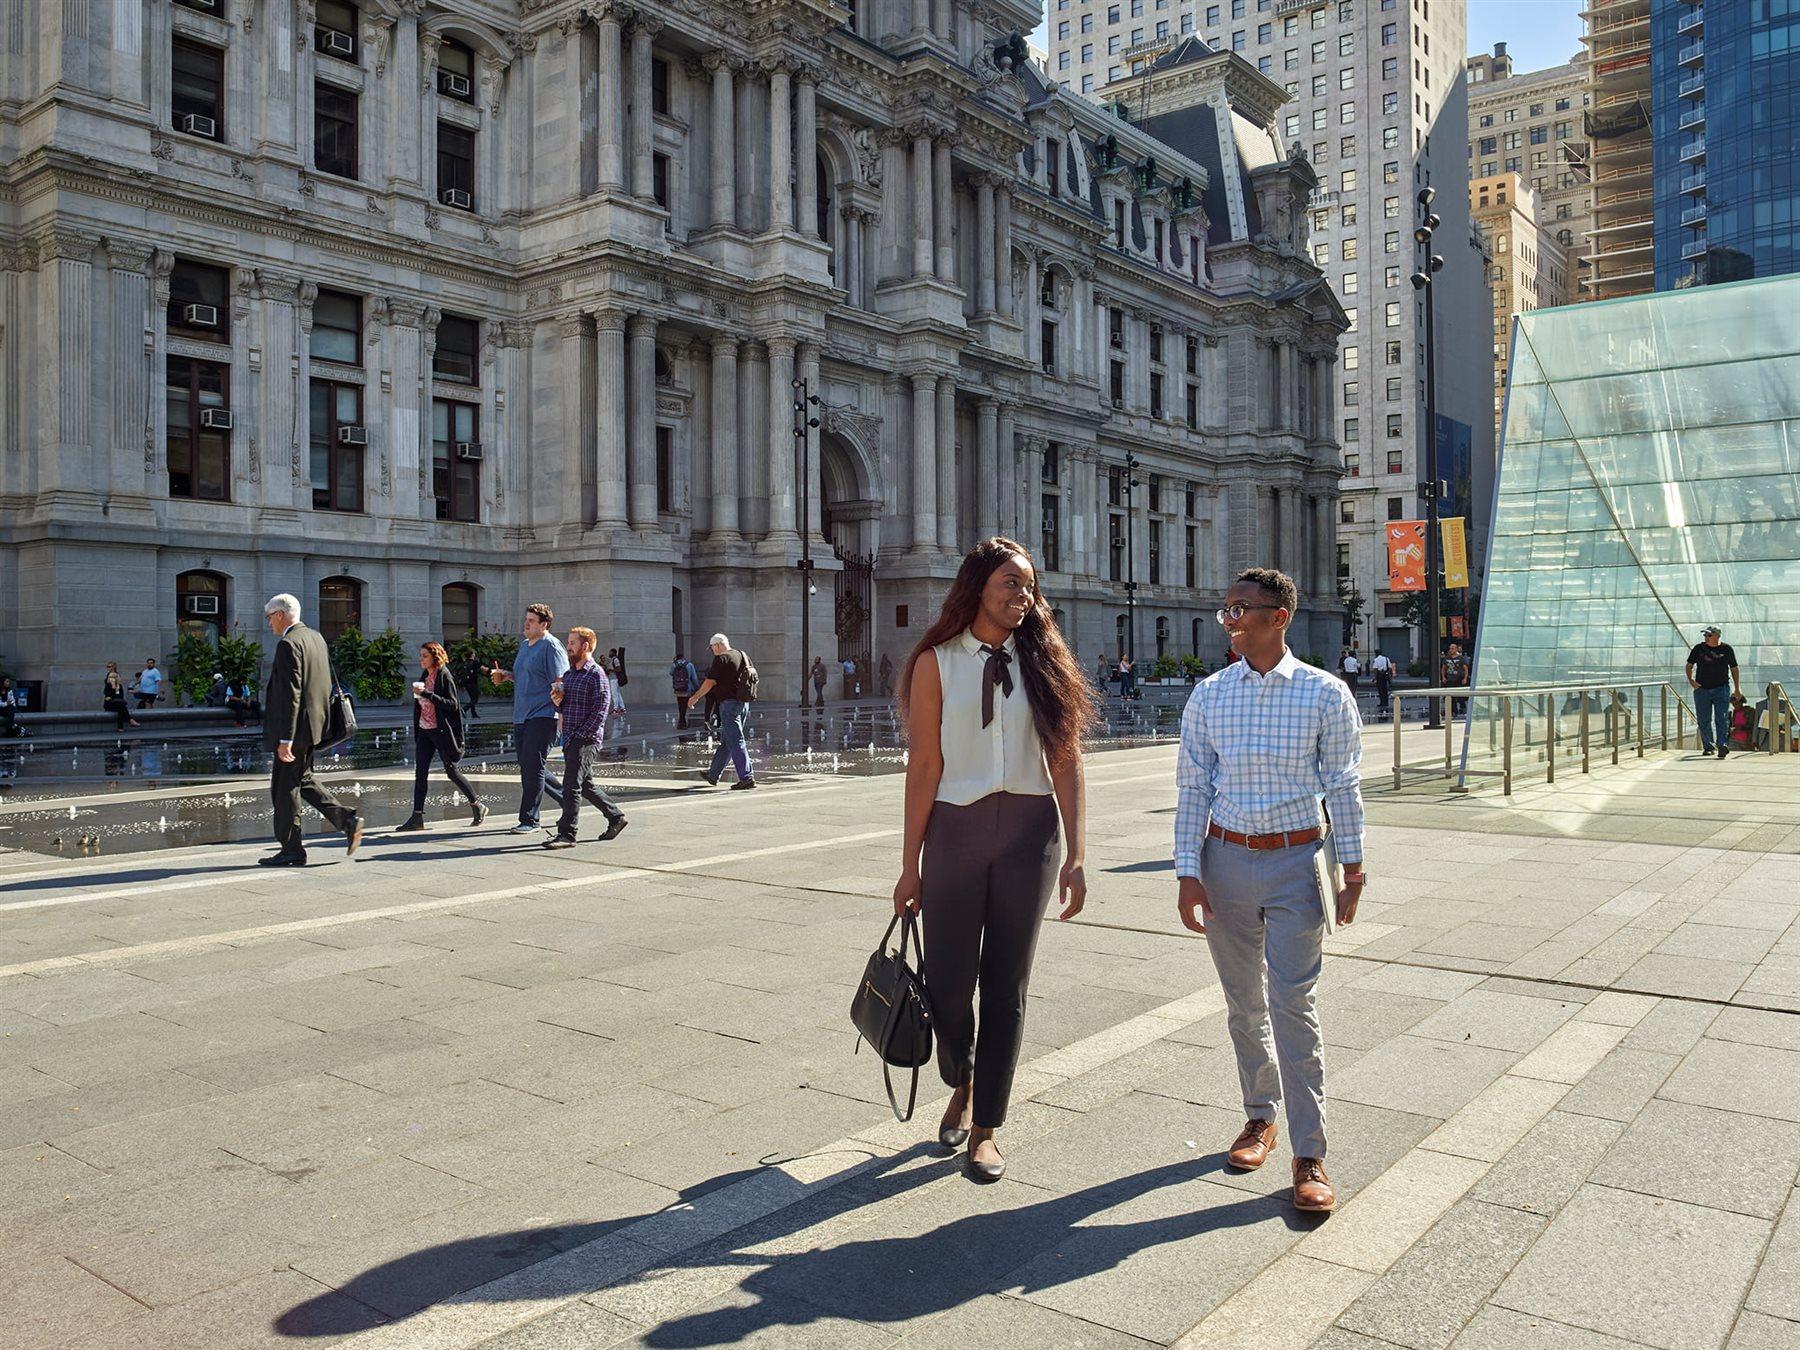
[851,914,934,1122]
[321,654,357,752]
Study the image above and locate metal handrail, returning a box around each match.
[1391,680,1693,797]
[1762,682,1796,753]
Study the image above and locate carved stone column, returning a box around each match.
[795,67,819,239]
[705,52,735,227]
[596,5,625,191]
[910,129,933,278]
[767,60,793,234]
[974,396,998,542]
[798,340,822,537]
[559,311,594,523]
[595,308,628,526]
[975,175,996,314]
[629,16,660,201]
[910,373,936,552]
[627,313,658,528]
[935,375,957,551]
[766,335,797,536]
[994,184,1013,319]
[933,137,954,283]
[709,334,739,538]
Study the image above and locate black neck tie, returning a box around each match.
[979,644,1015,728]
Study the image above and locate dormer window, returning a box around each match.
[1046,138,1062,196]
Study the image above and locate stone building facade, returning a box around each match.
[0,0,1345,702]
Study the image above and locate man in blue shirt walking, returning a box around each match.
[1174,568,1368,1215]
[490,602,569,833]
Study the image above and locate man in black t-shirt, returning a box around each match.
[687,633,756,789]
[1686,625,1743,758]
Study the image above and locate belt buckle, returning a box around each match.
[1247,833,1272,851]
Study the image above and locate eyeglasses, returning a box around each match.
[1216,603,1283,625]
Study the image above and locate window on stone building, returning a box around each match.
[432,399,480,522]
[168,259,231,342]
[318,577,363,644]
[1042,443,1060,483]
[1185,524,1197,587]
[171,38,225,141]
[1340,499,1354,524]
[1385,339,1401,365]
[1341,237,1358,262]
[1386,495,1403,520]
[1343,379,1359,405]
[1148,473,1162,512]
[1109,361,1124,408]
[1340,134,1355,158]
[438,41,475,102]
[166,357,231,502]
[1340,67,1354,89]
[437,122,475,209]
[655,425,673,513]
[310,291,361,365]
[314,0,358,60]
[1343,345,1358,370]
[1340,168,1356,192]
[1113,199,1126,247]
[1109,307,1125,349]
[1041,495,1060,571]
[314,82,359,179]
[1041,319,1058,374]
[1382,91,1399,114]
[177,570,228,642]
[652,152,670,210]
[442,583,478,643]
[1384,300,1401,328]
[1109,514,1125,581]
[1338,542,1351,580]
[311,379,365,512]
[1149,326,1163,363]
[1150,372,1164,419]
[1341,271,1358,296]
[1340,203,1356,227]
[1186,383,1199,429]
[434,314,479,383]
[1149,520,1162,584]
[1343,416,1359,443]
[1108,466,1123,507]
[1343,452,1360,477]
[1186,336,1199,374]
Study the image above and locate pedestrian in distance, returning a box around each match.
[893,536,1095,1183]
[669,651,699,730]
[1118,652,1137,700]
[1440,642,1470,718]
[879,652,894,698]
[0,677,24,738]
[843,655,859,700]
[688,633,757,789]
[811,656,829,709]
[1094,651,1111,692]
[1175,568,1367,1213]
[1687,624,1743,758]
[397,641,486,832]
[1339,647,1361,697]
[460,651,483,722]
[488,603,569,834]
[133,657,164,710]
[224,677,255,728]
[1370,651,1394,721]
[259,593,361,866]
[544,627,629,847]
[103,662,139,730]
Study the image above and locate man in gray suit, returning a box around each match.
[261,593,362,866]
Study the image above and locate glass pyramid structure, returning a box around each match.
[1476,274,1800,692]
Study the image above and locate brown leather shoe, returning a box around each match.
[1293,1157,1335,1212]
[1227,1118,1277,1170]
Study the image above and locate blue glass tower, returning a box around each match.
[1652,0,1800,290]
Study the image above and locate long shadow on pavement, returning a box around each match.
[274,1147,1310,1340]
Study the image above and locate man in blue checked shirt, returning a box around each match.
[1174,567,1367,1216]
[543,626,628,848]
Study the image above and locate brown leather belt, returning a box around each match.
[1208,821,1323,851]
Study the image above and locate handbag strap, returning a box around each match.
[875,960,922,1122]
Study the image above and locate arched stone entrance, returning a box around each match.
[819,426,881,674]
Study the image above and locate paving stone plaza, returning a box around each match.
[3,734,1798,1349]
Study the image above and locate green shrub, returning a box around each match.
[332,627,407,702]
[1150,654,1183,680]
[1180,654,1207,680]
[171,632,216,707]
[329,626,368,698]
[450,630,521,697]
[216,626,262,693]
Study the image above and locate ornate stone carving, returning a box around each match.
[364,17,394,76]
[501,319,534,348]
[151,135,175,160]
[424,208,441,231]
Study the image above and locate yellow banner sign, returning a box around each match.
[1442,516,1469,589]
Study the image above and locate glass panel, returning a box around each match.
[1478,276,1800,695]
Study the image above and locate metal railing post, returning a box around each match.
[1580,696,1591,774]
[1444,696,1453,773]
[1546,693,1556,783]
[1660,685,1668,751]
[1636,687,1645,758]
[1502,695,1513,796]
[1393,695,1403,790]
[1610,691,1621,767]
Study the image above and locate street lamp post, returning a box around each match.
[1410,186,1446,731]
[1123,450,1142,666]
[792,377,821,710]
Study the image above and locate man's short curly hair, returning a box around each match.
[1236,567,1298,616]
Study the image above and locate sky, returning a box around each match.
[1028,0,1588,74]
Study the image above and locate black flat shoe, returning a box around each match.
[939,1124,970,1150]
[258,852,307,867]
[470,801,489,826]
[966,1152,1005,1183]
[599,817,628,841]
[395,814,426,832]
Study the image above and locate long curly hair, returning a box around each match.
[898,537,1099,767]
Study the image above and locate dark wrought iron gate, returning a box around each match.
[833,541,875,668]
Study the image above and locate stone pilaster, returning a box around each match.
[594,308,627,527]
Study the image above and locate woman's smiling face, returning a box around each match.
[980,553,1037,633]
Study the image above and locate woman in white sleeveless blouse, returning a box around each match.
[893,538,1095,1182]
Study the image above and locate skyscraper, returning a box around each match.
[1056,0,1492,665]
[1581,0,1655,299]
[1653,0,1800,289]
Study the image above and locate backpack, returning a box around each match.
[740,655,759,702]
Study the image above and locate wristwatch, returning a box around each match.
[1343,868,1366,882]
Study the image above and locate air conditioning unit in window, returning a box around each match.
[455,441,484,461]
[320,28,355,55]
[181,0,219,10]
[182,303,220,328]
[185,594,221,616]
[337,425,368,446]
[440,187,472,209]
[199,407,234,430]
[439,71,471,98]
[1110,395,1124,410]
[179,113,217,138]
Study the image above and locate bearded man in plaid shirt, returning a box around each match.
[1174,568,1367,1214]
[545,627,629,847]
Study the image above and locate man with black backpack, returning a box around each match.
[687,632,758,789]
